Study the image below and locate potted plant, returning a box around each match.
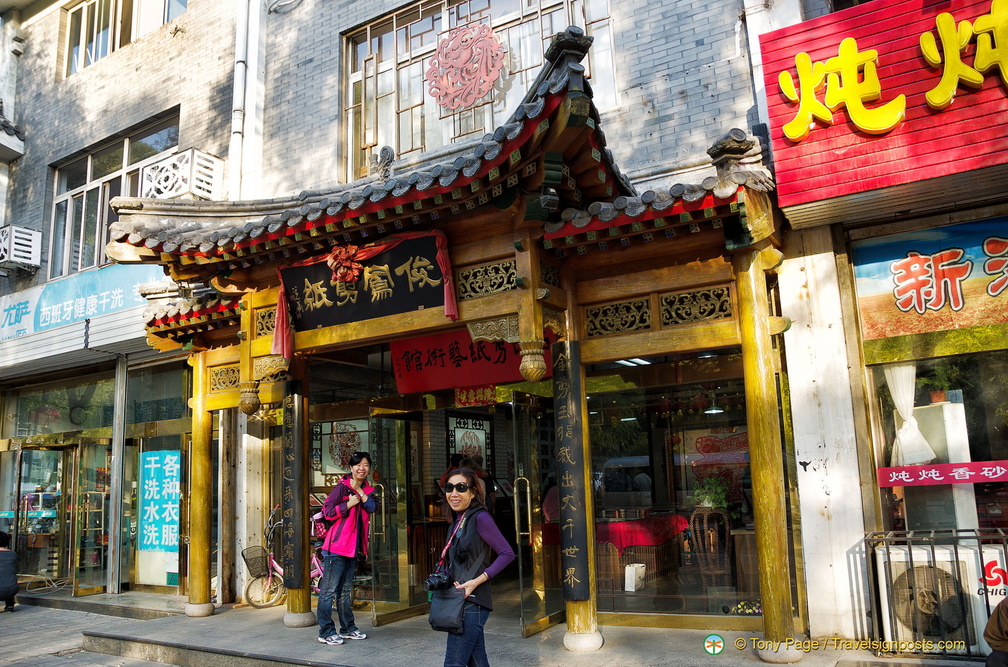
[916,361,961,403]
[691,476,729,509]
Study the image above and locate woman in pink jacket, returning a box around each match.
[317,451,376,646]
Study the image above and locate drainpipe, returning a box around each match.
[228,0,251,199]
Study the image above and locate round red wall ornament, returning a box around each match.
[425,23,506,111]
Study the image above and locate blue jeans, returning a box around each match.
[317,553,358,638]
[444,601,491,667]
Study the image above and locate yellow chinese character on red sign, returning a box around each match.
[779,37,906,142]
[920,0,1008,110]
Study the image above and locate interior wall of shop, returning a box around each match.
[779,225,867,639]
[257,0,760,197]
[5,0,235,284]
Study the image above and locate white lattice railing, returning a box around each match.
[140,148,224,200]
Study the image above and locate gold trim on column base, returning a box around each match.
[598,612,764,631]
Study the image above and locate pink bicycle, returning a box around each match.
[242,504,324,608]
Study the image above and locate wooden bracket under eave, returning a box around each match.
[105,242,160,263]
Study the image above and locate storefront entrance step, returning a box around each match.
[18,589,186,620]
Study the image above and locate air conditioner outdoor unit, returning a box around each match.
[875,544,1008,656]
[140,148,224,200]
[0,225,41,270]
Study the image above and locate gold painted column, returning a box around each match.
[185,351,215,617]
[732,241,799,661]
[285,355,317,627]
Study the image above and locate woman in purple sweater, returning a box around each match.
[440,467,515,667]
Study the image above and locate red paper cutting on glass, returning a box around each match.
[425,23,506,111]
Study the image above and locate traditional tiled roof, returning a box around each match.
[107,27,636,279]
[106,29,775,347]
[545,129,774,253]
[144,292,243,346]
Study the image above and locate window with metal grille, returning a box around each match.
[344,0,616,180]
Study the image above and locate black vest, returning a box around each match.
[448,508,494,610]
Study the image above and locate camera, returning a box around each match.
[423,566,453,591]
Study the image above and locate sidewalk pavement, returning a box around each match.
[16,587,979,667]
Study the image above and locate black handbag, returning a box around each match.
[428,585,468,633]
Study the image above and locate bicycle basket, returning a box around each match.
[242,545,270,578]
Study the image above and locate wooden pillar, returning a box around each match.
[217,408,237,604]
[514,228,547,382]
[284,355,316,627]
[185,351,215,617]
[732,241,795,646]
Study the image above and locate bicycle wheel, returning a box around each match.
[245,575,286,608]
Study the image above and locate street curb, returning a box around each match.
[83,630,353,667]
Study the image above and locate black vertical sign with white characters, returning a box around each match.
[281,380,304,589]
[552,341,590,600]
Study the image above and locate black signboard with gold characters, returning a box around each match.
[552,340,590,601]
[281,380,305,589]
[280,235,445,331]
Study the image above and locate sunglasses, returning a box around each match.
[443,482,471,494]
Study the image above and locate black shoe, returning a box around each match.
[3,607,13,612]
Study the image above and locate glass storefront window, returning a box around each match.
[585,351,762,615]
[10,375,114,437]
[16,449,67,580]
[126,363,189,424]
[871,351,1008,532]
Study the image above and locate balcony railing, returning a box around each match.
[140,148,224,200]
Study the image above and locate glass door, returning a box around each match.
[16,448,70,585]
[73,439,112,595]
[511,392,565,636]
[368,410,427,624]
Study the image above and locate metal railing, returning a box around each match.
[866,529,1008,661]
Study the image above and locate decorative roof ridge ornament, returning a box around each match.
[544,26,593,65]
[706,128,775,195]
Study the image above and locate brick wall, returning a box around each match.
[258,0,757,196]
[7,0,235,283]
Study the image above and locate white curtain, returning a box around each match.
[884,362,937,466]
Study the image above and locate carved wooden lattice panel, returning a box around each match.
[585,299,652,337]
[210,365,241,392]
[660,287,732,326]
[540,261,560,288]
[254,308,276,338]
[455,260,516,300]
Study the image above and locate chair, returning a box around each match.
[689,507,732,594]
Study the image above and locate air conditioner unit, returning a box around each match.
[140,148,224,200]
[875,544,1008,656]
[0,225,41,270]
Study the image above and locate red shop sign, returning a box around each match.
[391,329,554,394]
[877,459,1008,487]
[760,0,1008,209]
